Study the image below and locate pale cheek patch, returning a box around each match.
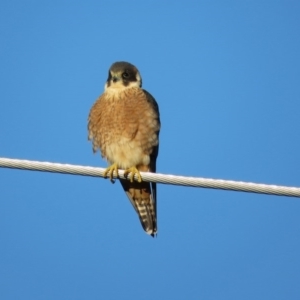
[135,72,142,87]
[105,80,140,93]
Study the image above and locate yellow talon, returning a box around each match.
[124,167,142,183]
[103,163,119,182]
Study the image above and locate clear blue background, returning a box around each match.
[1,1,300,299]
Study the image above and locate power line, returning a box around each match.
[0,157,299,198]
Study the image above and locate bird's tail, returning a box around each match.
[120,179,157,237]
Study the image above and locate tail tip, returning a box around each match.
[146,229,157,238]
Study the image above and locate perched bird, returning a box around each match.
[88,61,160,237]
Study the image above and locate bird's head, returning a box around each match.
[104,61,142,91]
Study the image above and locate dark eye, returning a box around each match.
[122,71,129,79]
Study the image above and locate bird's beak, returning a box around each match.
[112,75,121,83]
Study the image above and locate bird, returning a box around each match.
[88,61,160,237]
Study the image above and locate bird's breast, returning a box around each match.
[90,88,158,169]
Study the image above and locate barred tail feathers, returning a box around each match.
[120,179,157,236]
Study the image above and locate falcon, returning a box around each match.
[88,61,160,237]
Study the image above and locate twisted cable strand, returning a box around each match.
[0,157,299,198]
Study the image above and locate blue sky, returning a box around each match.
[1,1,300,299]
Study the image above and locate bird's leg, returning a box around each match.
[124,167,142,183]
[103,163,119,183]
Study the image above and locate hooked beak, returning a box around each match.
[112,75,121,83]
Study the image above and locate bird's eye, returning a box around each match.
[122,71,129,79]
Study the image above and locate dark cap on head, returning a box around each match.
[107,61,142,87]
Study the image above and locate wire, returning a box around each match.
[0,157,299,198]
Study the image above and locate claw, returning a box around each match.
[103,163,119,182]
[124,167,142,183]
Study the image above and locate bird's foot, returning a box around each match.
[103,163,119,183]
[124,167,142,183]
